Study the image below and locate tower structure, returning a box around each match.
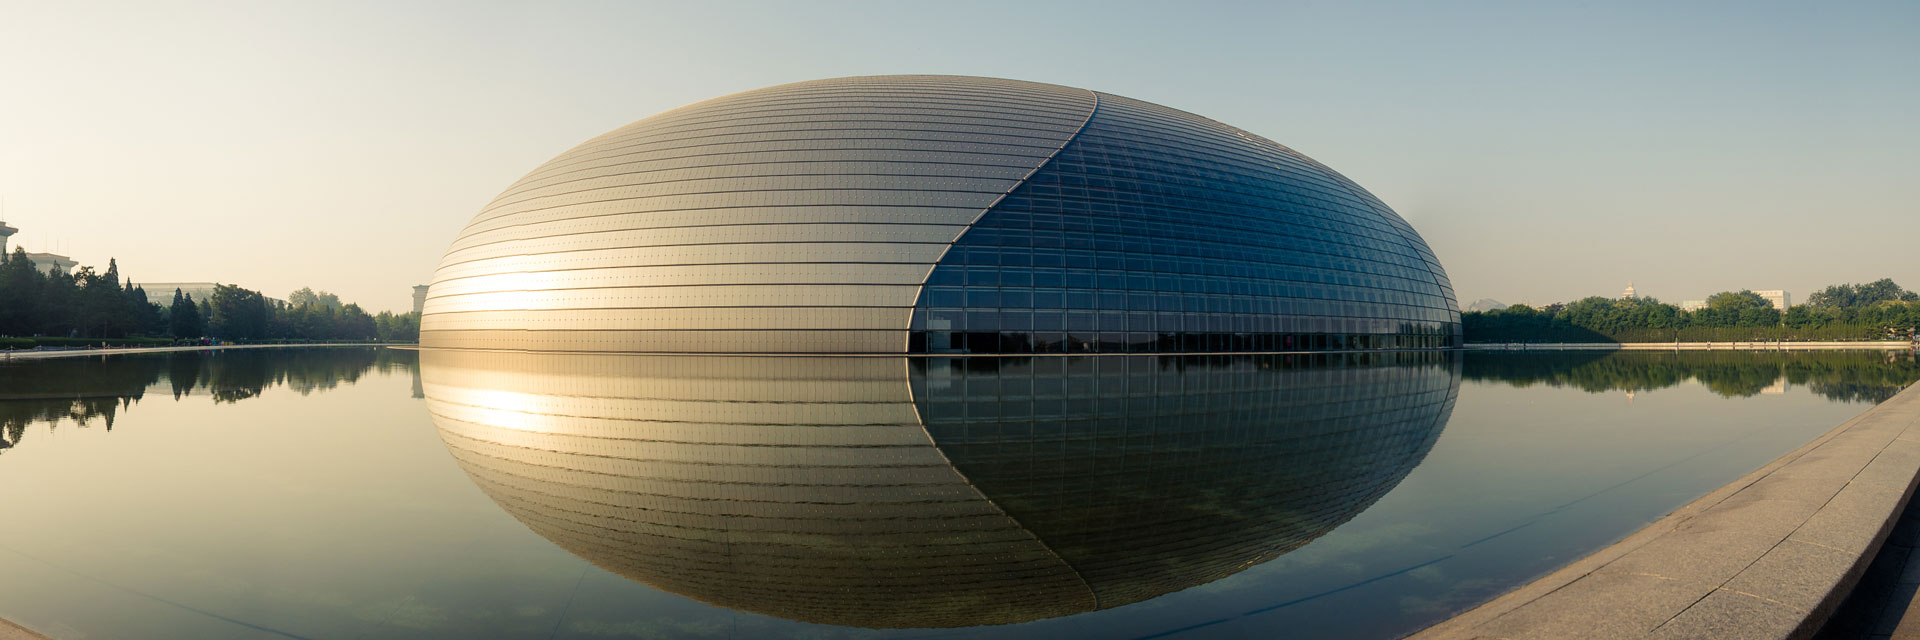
[0,220,15,258]
[1623,282,1637,300]
[412,285,430,315]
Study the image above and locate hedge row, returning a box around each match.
[0,337,411,350]
[1,337,182,349]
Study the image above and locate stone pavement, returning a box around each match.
[1411,381,1920,640]
[1815,473,1920,639]
[0,619,46,640]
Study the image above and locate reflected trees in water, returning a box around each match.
[0,347,416,453]
[1462,350,1920,401]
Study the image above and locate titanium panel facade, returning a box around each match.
[421,75,1459,353]
[420,351,1459,628]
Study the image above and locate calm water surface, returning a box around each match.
[0,348,1916,639]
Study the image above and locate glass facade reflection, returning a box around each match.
[911,92,1458,354]
[420,350,1459,628]
[421,75,1458,354]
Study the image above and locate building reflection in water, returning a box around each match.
[419,351,1461,629]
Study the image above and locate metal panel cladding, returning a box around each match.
[421,75,1459,354]
[422,76,1094,353]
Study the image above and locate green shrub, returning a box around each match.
[30,336,175,348]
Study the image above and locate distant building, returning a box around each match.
[1465,298,1508,313]
[134,282,285,307]
[412,285,429,315]
[23,252,76,276]
[1754,290,1790,311]
[1622,282,1637,300]
[1,222,78,275]
[137,282,221,307]
[1681,300,1708,312]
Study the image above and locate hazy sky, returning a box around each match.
[2,1,1914,313]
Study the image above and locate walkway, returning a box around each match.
[0,619,46,640]
[1411,380,1920,640]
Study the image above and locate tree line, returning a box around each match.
[0,248,419,345]
[1464,278,1920,343]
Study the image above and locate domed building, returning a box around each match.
[421,75,1458,354]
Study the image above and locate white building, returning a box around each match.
[1,222,79,276]
[137,282,221,307]
[1681,300,1708,312]
[1754,290,1790,311]
[134,282,285,307]
[22,252,76,276]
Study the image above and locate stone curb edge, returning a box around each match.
[1407,381,1920,640]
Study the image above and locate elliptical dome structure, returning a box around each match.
[421,75,1458,354]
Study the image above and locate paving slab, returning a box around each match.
[1473,571,1709,639]
[1651,590,1809,640]
[1724,540,1861,613]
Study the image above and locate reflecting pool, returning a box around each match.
[0,348,1915,639]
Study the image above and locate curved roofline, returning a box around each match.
[901,89,1101,352]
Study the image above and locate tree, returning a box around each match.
[1691,290,1771,328]
[39,267,81,337]
[336,303,377,340]
[288,287,318,308]
[1467,279,1914,344]
[169,290,205,338]
[1783,305,1820,329]
[1738,306,1781,328]
[1808,279,1919,309]
[1707,290,1770,312]
[128,283,165,336]
[207,284,269,340]
[1858,279,1918,304]
[375,311,420,342]
[77,264,133,338]
[288,287,342,310]
[0,248,43,335]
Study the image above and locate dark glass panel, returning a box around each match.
[907,92,1459,354]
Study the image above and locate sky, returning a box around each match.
[1,1,1914,313]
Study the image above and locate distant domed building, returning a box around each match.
[1465,298,1509,313]
[421,76,1459,354]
